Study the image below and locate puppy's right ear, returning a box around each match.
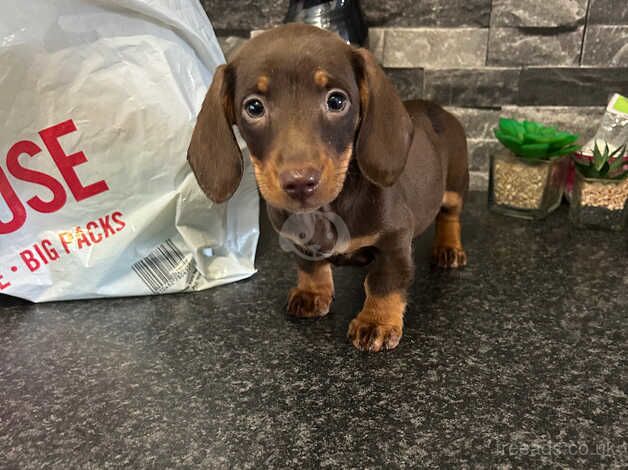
[188,64,243,203]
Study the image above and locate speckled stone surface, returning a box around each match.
[490,0,588,28]
[1,193,626,468]
[582,26,628,67]
[369,28,489,68]
[487,26,584,66]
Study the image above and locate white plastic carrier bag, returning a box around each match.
[0,0,259,302]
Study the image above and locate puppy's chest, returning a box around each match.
[275,208,378,261]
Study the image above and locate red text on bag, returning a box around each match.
[0,120,109,235]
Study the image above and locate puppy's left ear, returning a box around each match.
[352,48,414,187]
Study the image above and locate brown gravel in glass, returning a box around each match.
[493,158,549,209]
[579,178,628,211]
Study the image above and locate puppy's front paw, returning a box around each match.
[347,315,402,352]
[287,288,333,318]
[432,246,467,269]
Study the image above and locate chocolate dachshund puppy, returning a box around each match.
[188,24,468,352]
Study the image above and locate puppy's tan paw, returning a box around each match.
[287,288,332,318]
[432,247,467,269]
[347,316,402,352]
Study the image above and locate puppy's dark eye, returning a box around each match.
[326,91,348,113]
[244,98,265,118]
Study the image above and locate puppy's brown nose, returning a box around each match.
[279,168,321,201]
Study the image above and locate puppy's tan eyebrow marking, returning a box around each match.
[256,75,270,93]
[314,69,329,87]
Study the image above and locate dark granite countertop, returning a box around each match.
[1,192,626,468]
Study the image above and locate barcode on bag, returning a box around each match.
[132,239,190,293]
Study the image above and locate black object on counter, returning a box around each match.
[284,0,367,46]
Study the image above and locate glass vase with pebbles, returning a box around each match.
[570,142,628,231]
[489,151,569,219]
[488,118,580,220]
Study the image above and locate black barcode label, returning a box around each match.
[132,239,190,293]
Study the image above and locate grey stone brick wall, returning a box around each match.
[203,0,628,189]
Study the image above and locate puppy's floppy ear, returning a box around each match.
[187,64,243,203]
[352,48,414,187]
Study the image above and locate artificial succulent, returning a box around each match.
[574,141,628,180]
[494,118,580,161]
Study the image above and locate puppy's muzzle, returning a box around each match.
[279,167,321,201]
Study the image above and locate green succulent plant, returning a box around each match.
[574,141,628,180]
[494,118,581,161]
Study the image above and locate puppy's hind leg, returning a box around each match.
[432,191,467,269]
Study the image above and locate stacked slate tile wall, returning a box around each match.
[202,0,628,189]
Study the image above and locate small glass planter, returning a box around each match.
[569,171,628,231]
[489,150,568,220]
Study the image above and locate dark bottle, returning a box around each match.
[283,0,367,46]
